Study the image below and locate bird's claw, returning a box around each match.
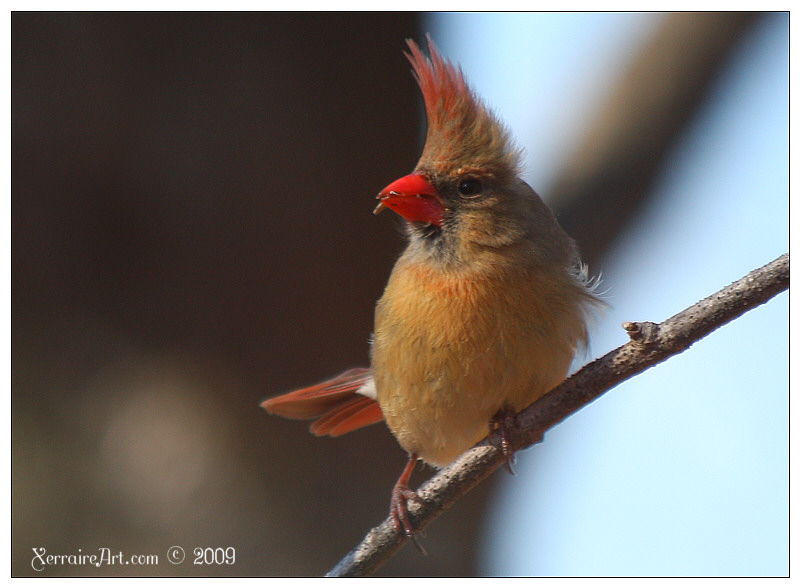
[390,485,427,555]
[490,407,518,476]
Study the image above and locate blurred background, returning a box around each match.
[12,12,787,577]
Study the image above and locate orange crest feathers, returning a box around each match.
[405,37,522,179]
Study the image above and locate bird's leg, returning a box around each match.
[489,407,518,476]
[390,453,427,555]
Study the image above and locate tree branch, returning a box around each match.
[327,252,789,577]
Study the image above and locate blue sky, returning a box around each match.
[427,12,788,576]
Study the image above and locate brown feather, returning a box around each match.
[261,368,376,420]
[405,37,522,181]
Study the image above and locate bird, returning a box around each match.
[262,36,601,547]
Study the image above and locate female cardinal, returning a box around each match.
[262,37,600,544]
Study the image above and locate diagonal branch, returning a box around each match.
[327,252,789,577]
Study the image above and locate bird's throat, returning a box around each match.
[416,221,442,241]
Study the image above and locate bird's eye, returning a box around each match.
[457,178,482,198]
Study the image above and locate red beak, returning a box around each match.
[374,173,445,227]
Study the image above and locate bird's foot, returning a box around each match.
[390,484,427,554]
[390,454,427,555]
[489,407,518,475]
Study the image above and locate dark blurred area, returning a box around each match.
[13,12,496,576]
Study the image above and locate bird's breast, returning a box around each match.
[371,254,579,467]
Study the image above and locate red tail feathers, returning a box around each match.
[261,368,383,437]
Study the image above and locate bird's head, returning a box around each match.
[374,37,563,261]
